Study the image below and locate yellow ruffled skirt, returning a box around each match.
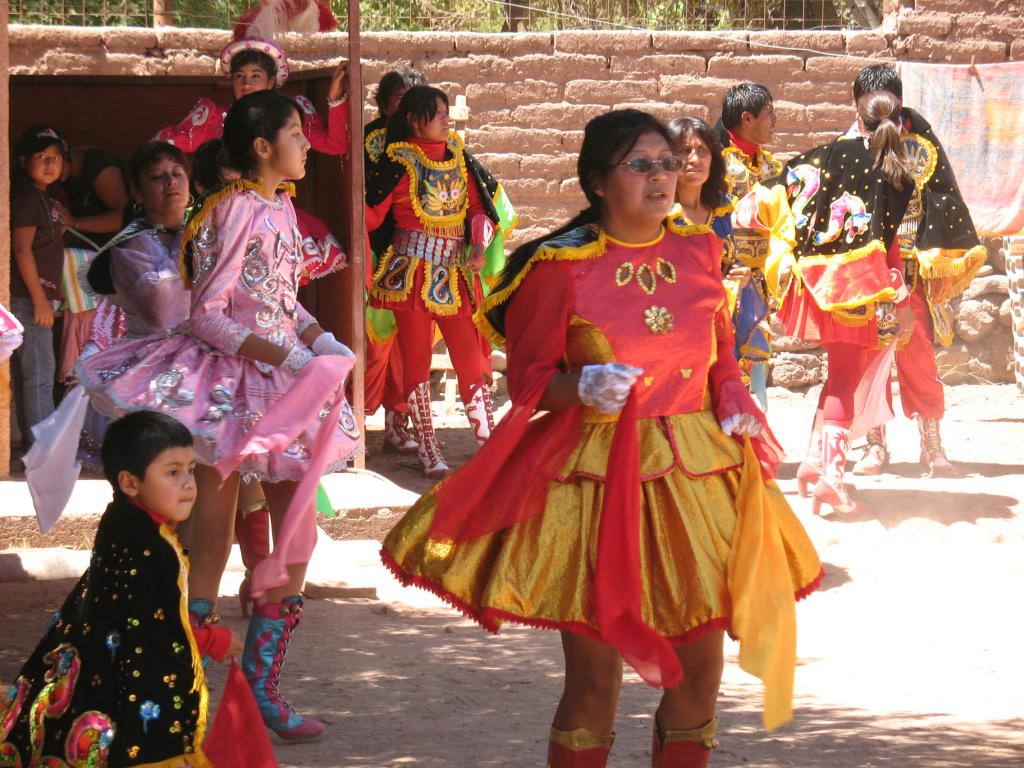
[382,410,822,644]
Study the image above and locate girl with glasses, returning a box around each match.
[381,109,821,767]
[668,116,771,406]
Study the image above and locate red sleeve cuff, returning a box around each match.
[194,624,233,662]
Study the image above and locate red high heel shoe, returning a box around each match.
[796,461,820,498]
[812,424,863,516]
[810,478,864,516]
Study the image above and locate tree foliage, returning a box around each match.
[9,0,882,31]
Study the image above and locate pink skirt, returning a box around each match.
[779,282,878,348]
[76,331,359,481]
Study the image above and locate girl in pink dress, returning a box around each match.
[77,91,358,743]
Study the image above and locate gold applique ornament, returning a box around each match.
[644,305,675,334]
[615,257,677,295]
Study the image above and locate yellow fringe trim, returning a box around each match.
[712,199,735,218]
[179,179,289,289]
[159,524,209,750]
[387,131,470,236]
[666,216,714,238]
[369,245,416,304]
[476,216,715,347]
[665,201,720,234]
[794,238,886,270]
[418,263,465,317]
[904,132,939,190]
[474,225,607,347]
[831,304,875,327]
[738,343,772,361]
[916,243,988,299]
[791,239,898,312]
[364,126,386,162]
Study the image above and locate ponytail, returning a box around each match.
[493,206,600,295]
[857,91,912,191]
[484,206,601,340]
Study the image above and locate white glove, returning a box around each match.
[281,343,315,375]
[312,331,355,359]
[578,363,643,414]
[720,412,762,437]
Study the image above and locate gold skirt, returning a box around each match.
[382,410,822,644]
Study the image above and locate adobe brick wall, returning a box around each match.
[9,3,1023,242]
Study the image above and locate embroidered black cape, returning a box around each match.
[901,107,981,252]
[0,498,209,767]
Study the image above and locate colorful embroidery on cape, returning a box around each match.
[365,127,387,164]
[387,132,470,239]
[28,644,81,764]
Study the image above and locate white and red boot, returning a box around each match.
[407,381,449,479]
[383,408,418,455]
[812,422,864,515]
[465,382,495,446]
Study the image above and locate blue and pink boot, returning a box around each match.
[242,595,326,743]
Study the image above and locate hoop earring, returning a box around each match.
[130,199,143,214]
[187,194,196,207]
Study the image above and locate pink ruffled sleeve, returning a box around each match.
[110,234,186,334]
[188,193,256,356]
[154,98,223,152]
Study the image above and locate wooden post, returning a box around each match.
[1,0,12,475]
[347,1,366,468]
[153,0,173,27]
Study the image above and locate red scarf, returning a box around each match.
[726,129,761,165]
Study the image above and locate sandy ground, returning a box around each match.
[2,384,1023,767]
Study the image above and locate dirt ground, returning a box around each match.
[2,384,1022,767]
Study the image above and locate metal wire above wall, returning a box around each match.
[8,0,883,31]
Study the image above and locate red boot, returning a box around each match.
[652,716,718,768]
[235,505,271,618]
[547,727,614,767]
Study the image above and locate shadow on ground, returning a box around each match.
[819,489,1017,528]
[4,584,1021,768]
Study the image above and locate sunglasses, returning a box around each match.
[617,156,683,174]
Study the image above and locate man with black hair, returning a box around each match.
[715,82,782,408]
[1,411,241,766]
[363,66,430,456]
[847,64,987,478]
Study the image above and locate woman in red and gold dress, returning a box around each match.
[381,110,822,767]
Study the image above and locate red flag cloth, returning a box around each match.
[204,660,278,768]
[593,388,683,689]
